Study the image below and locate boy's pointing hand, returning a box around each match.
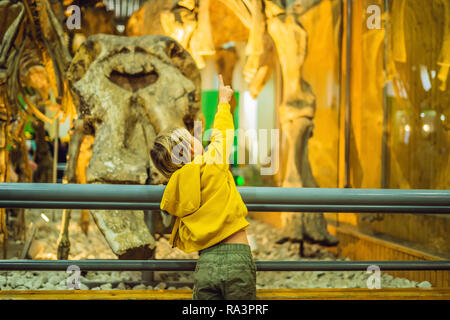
[218,74,234,104]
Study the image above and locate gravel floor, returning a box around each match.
[0,209,432,290]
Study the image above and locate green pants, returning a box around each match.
[193,243,256,300]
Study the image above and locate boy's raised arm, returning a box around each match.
[203,75,235,167]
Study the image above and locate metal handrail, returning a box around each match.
[1,260,449,271]
[1,183,449,213]
[0,183,449,272]
[2,201,449,213]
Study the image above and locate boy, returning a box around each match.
[150,75,256,300]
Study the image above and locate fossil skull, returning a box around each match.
[67,34,201,258]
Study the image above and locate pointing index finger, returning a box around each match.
[219,74,224,87]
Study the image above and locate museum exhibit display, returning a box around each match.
[0,0,448,300]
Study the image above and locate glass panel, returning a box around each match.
[345,0,450,259]
[386,0,450,190]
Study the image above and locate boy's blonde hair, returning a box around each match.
[151,128,193,179]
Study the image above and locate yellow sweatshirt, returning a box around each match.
[160,103,249,253]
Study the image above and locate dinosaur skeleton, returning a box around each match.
[0,0,73,257]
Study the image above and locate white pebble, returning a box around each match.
[79,283,89,290]
[417,281,432,288]
[48,276,61,285]
[100,283,113,290]
[132,284,147,290]
[154,282,167,290]
[116,282,126,290]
